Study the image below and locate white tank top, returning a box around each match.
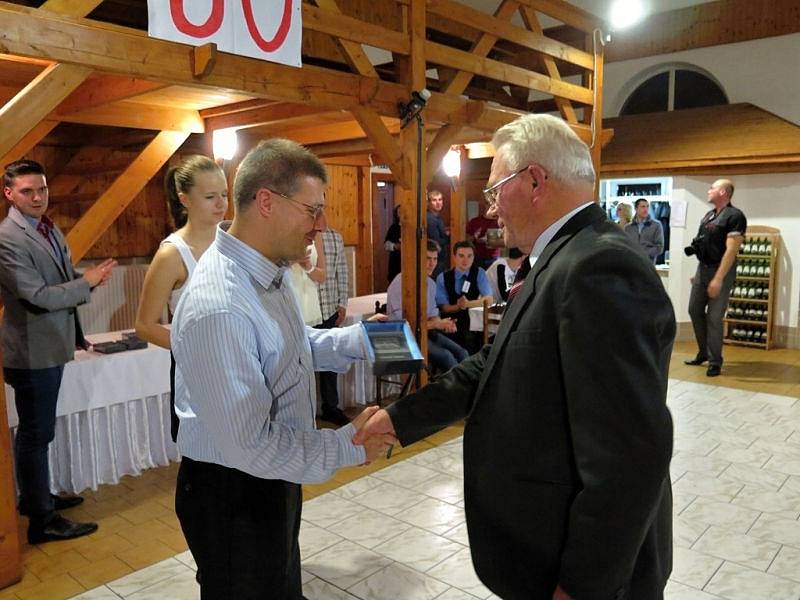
[161,233,198,315]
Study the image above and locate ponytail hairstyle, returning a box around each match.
[164,155,223,229]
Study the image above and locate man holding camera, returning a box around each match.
[685,179,747,377]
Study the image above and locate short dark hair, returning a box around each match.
[4,159,46,189]
[453,240,475,254]
[233,138,327,212]
[634,198,648,208]
[428,189,443,200]
[426,240,440,254]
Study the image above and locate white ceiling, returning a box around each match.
[458,0,715,23]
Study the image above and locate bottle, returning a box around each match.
[764,238,772,256]
[763,286,769,300]
[758,239,767,254]
[756,261,765,277]
[765,262,771,277]
[736,263,743,276]
[761,330,768,344]
[747,284,756,299]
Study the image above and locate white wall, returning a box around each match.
[666,175,800,329]
[602,32,800,126]
[599,33,800,332]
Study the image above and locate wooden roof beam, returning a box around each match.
[519,5,577,123]
[0,62,90,159]
[351,106,408,188]
[312,0,379,78]
[57,101,204,133]
[430,0,593,71]
[205,102,336,132]
[517,0,604,34]
[303,3,409,56]
[57,75,167,114]
[0,5,607,139]
[39,0,102,17]
[427,42,594,105]
[65,130,190,262]
[442,0,521,96]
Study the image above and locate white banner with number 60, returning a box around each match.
[148,0,302,68]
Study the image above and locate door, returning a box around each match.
[372,175,395,292]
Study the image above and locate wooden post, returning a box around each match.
[356,166,374,296]
[0,351,22,590]
[398,0,428,381]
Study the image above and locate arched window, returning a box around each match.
[620,66,728,116]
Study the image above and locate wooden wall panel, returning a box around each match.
[0,142,171,259]
[324,164,360,246]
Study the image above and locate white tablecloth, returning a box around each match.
[337,293,386,407]
[5,331,177,494]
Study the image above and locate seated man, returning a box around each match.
[485,247,528,303]
[435,240,494,353]
[386,241,468,372]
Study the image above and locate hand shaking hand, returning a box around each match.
[352,408,398,463]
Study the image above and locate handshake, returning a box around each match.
[350,407,398,464]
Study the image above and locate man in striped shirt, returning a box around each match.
[316,227,350,425]
[171,139,393,599]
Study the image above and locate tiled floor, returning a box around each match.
[2,341,800,599]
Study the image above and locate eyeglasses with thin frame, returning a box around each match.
[268,188,325,221]
[482,166,528,207]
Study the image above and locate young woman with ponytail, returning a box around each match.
[135,155,228,442]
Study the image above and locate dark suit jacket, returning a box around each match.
[0,207,90,369]
[387,204,675,600]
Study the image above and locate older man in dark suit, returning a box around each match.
[356,114,675,599]
[1,159,115,543]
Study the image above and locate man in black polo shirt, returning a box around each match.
[685,179,747,376]
[435,240,494,353]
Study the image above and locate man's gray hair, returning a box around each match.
[234,138,328,211]
[491,114,595,185]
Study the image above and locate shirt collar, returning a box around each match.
[214,221,287,290]
[10,205,42,229]
[529,201,593,268]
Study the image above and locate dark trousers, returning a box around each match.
[428,331,469,372]
[688,263,736,367]
[313,312,340,413]
[176,457,303,600]
[5,365,64,525]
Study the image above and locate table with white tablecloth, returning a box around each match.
[5,331,177,495]
[337,293,386,407]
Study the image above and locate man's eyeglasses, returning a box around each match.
[482,166,528,207]
[269,189,325,220]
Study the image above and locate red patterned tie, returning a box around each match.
[36,219,58,255]
[505,259,531,306]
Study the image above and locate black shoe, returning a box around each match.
[320,408,350,427]
[28,515,98,544]
[684,356,707,366]
[706,365,721,377]
[19,493,84,516]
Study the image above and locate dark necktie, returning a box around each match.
[36,219,59,256]
[506,259,531,306]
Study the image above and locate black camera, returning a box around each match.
[684,234,707,260]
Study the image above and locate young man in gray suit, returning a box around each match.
[1,160,115,543]
[357,115,675,600]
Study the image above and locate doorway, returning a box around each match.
[372,174,395,292]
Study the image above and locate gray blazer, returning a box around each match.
[0,207,91,369]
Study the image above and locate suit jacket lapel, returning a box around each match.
[470,204,607,411]
[10,208,70,279]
